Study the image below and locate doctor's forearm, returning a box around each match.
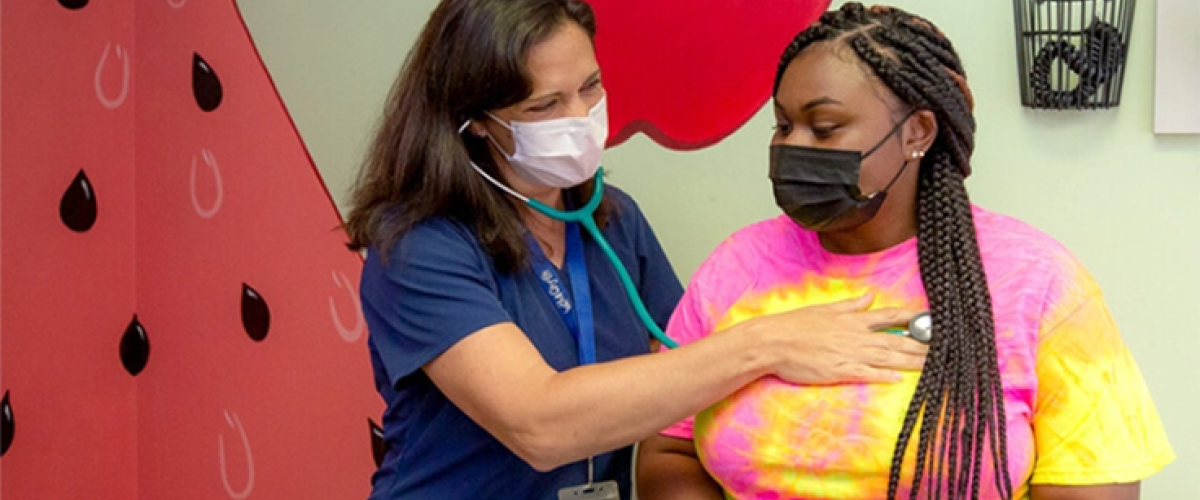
[511,323,780,469]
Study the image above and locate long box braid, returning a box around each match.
[774,4,1012,499]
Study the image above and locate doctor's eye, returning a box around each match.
[526,100,557,113]
[772,123,792,136]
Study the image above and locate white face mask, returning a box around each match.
[484,97,608,188]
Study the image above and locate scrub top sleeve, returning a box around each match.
[361,220,512,390]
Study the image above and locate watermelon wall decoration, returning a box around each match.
[2,0,381,497]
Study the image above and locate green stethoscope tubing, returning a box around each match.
[525,168,680,349]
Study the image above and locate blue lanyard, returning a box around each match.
[468,165,679,349]
[528,221,597,365]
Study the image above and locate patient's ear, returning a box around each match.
[903,109,937,155]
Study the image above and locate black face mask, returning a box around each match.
[769,114,914,232]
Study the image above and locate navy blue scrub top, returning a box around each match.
[361,186,684,499]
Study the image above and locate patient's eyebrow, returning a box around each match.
[801,97,842,112]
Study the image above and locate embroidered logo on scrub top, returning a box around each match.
[541,269,572,314]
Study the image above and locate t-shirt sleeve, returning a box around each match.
[654,281,712,440]
[1030,255,1175,485]
[658,233,758,441]
[360,219,512,390]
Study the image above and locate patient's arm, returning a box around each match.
[637,434,724,499]
[1030,483,1139,500]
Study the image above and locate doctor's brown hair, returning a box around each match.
[344,0,611,273]
[775,4,1010,499]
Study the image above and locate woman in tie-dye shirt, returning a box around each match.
[637,4,1173,500]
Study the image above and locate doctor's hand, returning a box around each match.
[736,293,928,385]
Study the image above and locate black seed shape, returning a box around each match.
[58,0,88,10]
[120,316,150,376]
[60,170,97,232]
[2,391,13,457]
[192,53,223,112]
[369,419,388,468]
[241,284,270,342]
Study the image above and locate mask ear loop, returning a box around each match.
[459,119,529,202]
[861,108,920,159]
[867,155,914,200]
[859,109,921,200]
[466,115,520,162]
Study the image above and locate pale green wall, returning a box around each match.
[240,0,1199,496]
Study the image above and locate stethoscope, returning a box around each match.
[472,165,681,349]
[472,165,936,349]
[906,311,933,344]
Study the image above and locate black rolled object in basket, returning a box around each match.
[1012,0,1136,110]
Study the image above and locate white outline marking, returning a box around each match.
[189,149,224,219]
[94,43,130,109]
[217,410,254,499]
[166,0,187,8]
[329,271,365,343]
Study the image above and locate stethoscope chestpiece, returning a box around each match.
[907,311,933,344]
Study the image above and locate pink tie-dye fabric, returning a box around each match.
[660,207,1173,500]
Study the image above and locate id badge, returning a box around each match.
[557,480,620,500]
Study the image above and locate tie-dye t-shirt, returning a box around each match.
[660,207,1173,500]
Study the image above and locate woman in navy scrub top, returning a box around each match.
[343,0,928,498]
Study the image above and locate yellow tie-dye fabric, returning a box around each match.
[659,208,1173,499]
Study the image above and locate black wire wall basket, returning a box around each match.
[1012,0,1136,110]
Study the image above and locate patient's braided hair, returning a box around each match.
[774,4,1010,499]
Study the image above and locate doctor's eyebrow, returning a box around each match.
[581,70,602,88]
